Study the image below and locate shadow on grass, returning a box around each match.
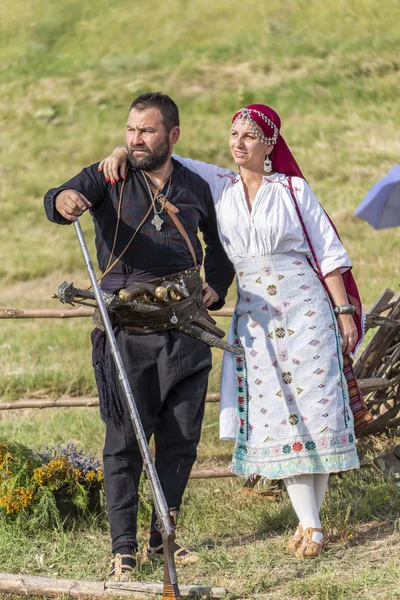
[338,518,400,549]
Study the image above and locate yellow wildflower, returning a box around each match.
[0,443,14,475]
[72,469,83,482]
[85,470,98,483]
[0,487,35,514]
[32,457,72,490]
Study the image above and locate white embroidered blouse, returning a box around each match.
[173,155,351,275]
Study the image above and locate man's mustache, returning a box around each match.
[129,145,150,153]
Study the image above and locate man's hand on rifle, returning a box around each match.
[55,189,92,222]
[202,282,219,308]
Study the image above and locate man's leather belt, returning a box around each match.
[111,266,225,338]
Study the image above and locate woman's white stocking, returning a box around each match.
[284,474,324,544]
[314,473,329,511]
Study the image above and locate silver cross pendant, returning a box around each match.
[151,214,164,231]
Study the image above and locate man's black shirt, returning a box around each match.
[44,158,234,309]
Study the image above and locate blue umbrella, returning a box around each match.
[354,164,400,229]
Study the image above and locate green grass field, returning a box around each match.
[1,0,400,597]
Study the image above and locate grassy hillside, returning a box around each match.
[1,0,400,399]
[0,2,400,598]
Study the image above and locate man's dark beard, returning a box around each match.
[128,139,170,171]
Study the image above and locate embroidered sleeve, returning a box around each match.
[294,178,352,276]
[172,154,235,204]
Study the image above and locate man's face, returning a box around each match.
[126,107,174,171]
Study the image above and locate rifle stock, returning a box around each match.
[73,220,181,599]
[163,531,182,599]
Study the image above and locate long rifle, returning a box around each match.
[73,219,182,600]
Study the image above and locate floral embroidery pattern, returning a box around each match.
[292,442,303,452]
[229,250,358,481]
[234,434,355,459]
[282,372,292,384]
[279,349,289,361]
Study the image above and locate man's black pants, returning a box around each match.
[101,329,212,553]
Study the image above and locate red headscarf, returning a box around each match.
[232,104,364,352]
[232,104,305,179]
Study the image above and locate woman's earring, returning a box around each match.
[263,154,272,173]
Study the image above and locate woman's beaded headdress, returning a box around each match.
[232,107,280,145]
[231,104,304,179]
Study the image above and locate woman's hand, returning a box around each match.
[337,313,358,355]
[323,269,358,354]
[98,147,128,184]
[202,282,219,308]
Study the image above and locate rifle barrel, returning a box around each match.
[73,219,181,598]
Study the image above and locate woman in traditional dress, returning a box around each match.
[99,104,361,558]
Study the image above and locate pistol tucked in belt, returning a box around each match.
[115,267,224,337]
[94,266,242,354]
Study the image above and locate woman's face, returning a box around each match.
[229,119,273,171]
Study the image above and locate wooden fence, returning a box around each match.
[1,290,400,482]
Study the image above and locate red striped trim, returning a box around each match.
[343,355,373,437]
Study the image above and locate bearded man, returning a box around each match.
[44,92,234,579]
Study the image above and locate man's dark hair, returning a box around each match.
[129,92,179,132]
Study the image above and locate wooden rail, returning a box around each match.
[1,306,234,319]
[0,573,227,598]
[0,306,388,327]
[0,379,388,411]
[0,393,219,410]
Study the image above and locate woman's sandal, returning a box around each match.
[145,541,198,564]
[295,527,324,558]
[287,525,304,551]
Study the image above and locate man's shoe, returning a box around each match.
[109,551,137,581]
[145,541,198,564]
